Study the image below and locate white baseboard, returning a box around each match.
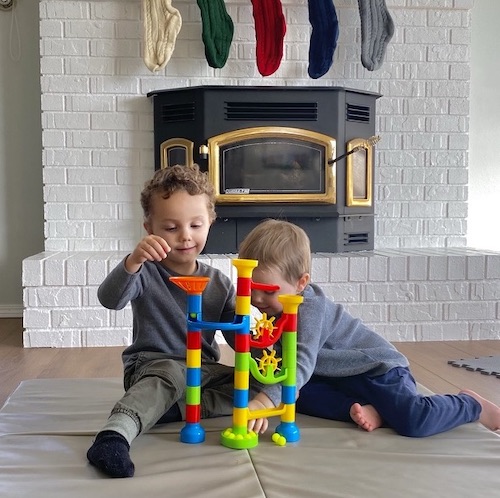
[0,305,23,318]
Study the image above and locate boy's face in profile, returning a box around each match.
[144,190,211,274]
[250,266,307,316]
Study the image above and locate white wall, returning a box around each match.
[468,2,500,251]
[0,0,498,314]
[37,0,472,253]
[0,0,44,315]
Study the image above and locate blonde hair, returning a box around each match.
[140,164,216,222]
[238,219,311,285]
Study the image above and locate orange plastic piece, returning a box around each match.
[170,276,210,294]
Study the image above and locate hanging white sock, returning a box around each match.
[143,0,182,72]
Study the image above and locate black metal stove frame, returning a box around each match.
[147,86,380,253]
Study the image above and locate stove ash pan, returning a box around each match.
[147,86,381,253]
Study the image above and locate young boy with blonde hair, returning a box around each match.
[239,219,500,437]
[87,164,246,478]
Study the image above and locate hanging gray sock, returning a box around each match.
[357,0,394,71]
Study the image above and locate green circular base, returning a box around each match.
[220,428,259,449]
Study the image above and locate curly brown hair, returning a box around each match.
[140,164,216,222]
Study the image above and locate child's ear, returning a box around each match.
[296,273,310,293]
[143,221,152,234]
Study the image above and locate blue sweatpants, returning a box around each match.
[296,367,481,437]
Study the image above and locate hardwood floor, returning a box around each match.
[1,318,500,409]
[0,318,124,408]
[397,340,500,405]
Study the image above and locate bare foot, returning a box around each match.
[349,403,383,432]
[460,389,500,432]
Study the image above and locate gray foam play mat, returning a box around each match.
[448,356,500,378]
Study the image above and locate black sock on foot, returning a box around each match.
[87,430,135,478]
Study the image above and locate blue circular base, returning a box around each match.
[275,422,300,443]
[180,423,205,444]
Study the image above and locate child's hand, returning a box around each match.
[247,399,269,434]
[125,235,171,273]
[247,392,275,434]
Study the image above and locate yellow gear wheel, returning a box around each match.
[258,349,281,374]
[253,313,276,339]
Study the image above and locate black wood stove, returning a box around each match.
[147,86,380,253]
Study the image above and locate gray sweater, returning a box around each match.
[260,283,410,406]
[97,258,236,372]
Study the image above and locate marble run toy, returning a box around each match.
[170,258,303,449]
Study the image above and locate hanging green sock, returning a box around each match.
[197,0,234,69]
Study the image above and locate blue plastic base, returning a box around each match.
[180,423,205,444]
[275,421,300,443]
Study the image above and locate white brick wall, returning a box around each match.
[38,0,474,251]
[23,249,500,347]
[24,0,500,347]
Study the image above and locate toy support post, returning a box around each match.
[169,276,210,444]
[220,259,259,449]
[273,295,302,443]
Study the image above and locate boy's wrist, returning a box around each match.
[253,392,275,408]
[124,255,142,274]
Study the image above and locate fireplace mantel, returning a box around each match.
[22,248,500,347]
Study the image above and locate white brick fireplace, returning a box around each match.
[22,0,500,347]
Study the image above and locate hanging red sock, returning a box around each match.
[251,0,287,76]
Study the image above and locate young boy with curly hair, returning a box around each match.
[87,164,242,478]
[238,219,500,437]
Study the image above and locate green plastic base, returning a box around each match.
[220,428,259,449]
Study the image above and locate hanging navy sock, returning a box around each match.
[87,430,135,478]
[308,0,339,79]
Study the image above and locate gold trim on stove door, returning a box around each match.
[346,138,373,207]
[207,127,336,204]
[160,138,194,168]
